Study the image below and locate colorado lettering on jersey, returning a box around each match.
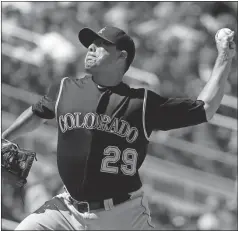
[58,112,139,143]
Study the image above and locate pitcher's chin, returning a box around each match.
[85,63,95,71]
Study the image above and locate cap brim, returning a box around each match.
[78,28,114,48]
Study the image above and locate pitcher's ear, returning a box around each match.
[120,50,128,59]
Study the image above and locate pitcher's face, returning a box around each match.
[85,38,119,71]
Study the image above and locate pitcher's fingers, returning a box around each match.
[229,41,236,49]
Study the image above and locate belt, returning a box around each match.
[71,194,131,213]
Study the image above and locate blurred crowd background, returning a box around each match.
[1,2,237,230]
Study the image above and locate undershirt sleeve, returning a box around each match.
[146,90,208,131]
[32,79,62,119]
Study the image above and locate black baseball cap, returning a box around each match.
[78,26,135,70]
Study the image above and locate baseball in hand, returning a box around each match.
[215,28,234,41]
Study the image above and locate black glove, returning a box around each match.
[1,138,37,187]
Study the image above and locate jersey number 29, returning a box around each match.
[100,146,138,176]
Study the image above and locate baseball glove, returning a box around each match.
[1,138,37,188]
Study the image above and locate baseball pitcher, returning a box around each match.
[2,26,236,230]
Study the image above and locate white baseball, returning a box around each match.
[215,28,234,41]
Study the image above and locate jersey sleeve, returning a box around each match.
[146,90,208,131]
[32,79,62,119]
